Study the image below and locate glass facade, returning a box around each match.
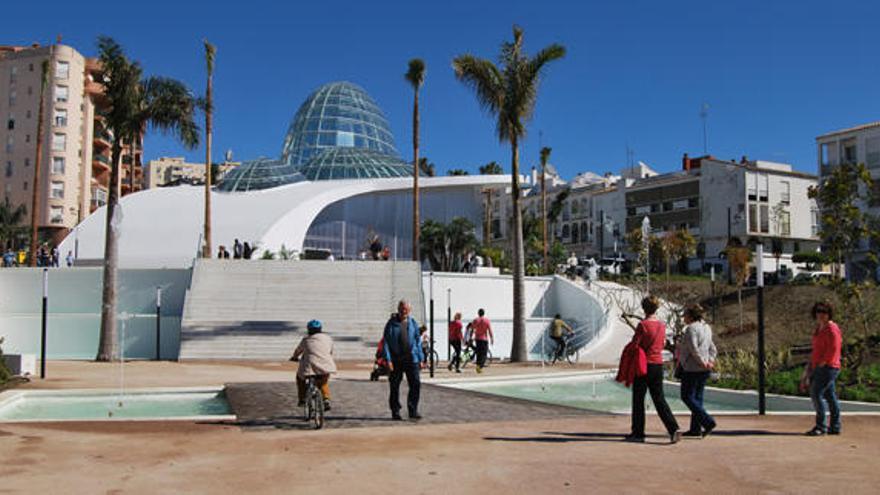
[298,147,413,181]
[215,157,304,192]
[281,81,399,166]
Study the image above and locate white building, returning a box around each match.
[816,122,880,280]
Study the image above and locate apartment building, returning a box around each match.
[0,43,142,245]
[144,156,239,189]
[485,154,820,274]
[816,122,880,280]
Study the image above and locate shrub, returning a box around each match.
[0,337,11,384]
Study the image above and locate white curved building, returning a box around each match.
[60,81,508,267]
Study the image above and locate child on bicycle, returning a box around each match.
[291,319,337,411]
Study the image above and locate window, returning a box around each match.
[749,204,758,232]
[673,199,690,210]
[55,61,69,79]
[52,133,66,151]
[811,208,820,236]
[9,66,17,83]
[25,134,30,143]
[760,204,769,233]
[780,181,790,204]
[52,157,65,174]
[662,202,673,212]
[627,207,636,216]
[49,206,63,224]
[54,108,67,127]
[747,173,757,200]
[842,139,857,164]
[778,210,791,237]
[8,90,16,107]
[571,223,580,243]
[24,158,29,167]
[688,197,699,209]
[26,110,31,119]
[50,181,64,199]
[5,135,12,153]
[54,85,68,103]
[758,174,769,202]
[27,86,32,96]
[867,137,880,170]
[23,181,28,191]
[4,161,12,177]
[6,119,13,130]
[28,63,33,72]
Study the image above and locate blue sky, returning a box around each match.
[4,0,878,177]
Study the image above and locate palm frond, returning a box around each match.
[204,39,216,75]
[405,58,425,89]
[452,55,504,136]
[540,147,551,166]
[141,76,200,149]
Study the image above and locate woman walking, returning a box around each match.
[447,312,464,373]
[626,295,681,443]
[802,302,842,436]
[677,304,717,438]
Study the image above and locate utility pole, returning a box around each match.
[756,244,766,415]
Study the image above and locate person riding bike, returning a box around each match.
[291,319,337,411]
[551,314,574,360]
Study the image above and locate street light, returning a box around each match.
[756,244,766,415]
[641,216,651,294]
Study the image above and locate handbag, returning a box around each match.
[673,360,684,380]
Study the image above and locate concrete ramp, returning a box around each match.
[179,260,424,360]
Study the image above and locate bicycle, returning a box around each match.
[546,334,579,365]
[460,341,493,369]
[302,375,325,430]
[421,342,439,370]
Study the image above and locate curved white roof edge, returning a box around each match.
[59,175,508,268]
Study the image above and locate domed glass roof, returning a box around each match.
[281,81,399,166]
[215,157,305,192]
[298,147,413,181]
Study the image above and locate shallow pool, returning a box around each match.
[448,374,880,414]
[0,388,233,422]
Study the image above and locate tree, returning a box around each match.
[453,26,565,361]
[28,59,49,267]
[479,161,503,175]
[539,146,551,272]
[405,58,426,262]
[96,37,199,361]
[669,228,696,276]
[0,199,28,251]
[202,39,216,258]
[419,217,478,272]
[447,169,469,176]
[808,162,877,279]
[546,186,570,239]
[625,227,648,274]
[771,237,784,273]
[726,245,751,332]
[418,157,436,177]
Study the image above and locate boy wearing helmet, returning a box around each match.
[291,319,337,411]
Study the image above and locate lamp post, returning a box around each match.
[446,288,451,363]
[641,216,651,295]
[756,244,766,415]
[155,286,162,360]
[40,268,48,379]
[429,271,435,378]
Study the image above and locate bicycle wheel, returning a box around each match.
[460,350,472,369]
[485,348,493,367]
[304,393,313,422]
[566,348,580,365]
[312,393,325,430]
[431,351,439,369]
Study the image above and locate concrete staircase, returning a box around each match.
[179,259,425,360]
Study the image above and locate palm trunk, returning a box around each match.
[510,135,527,362]
[97,140,123,361]
[203,68,213,258]
[737,286,743,332]
[28,61,48,267]
[541,164,547,273]
[411,89,420,262]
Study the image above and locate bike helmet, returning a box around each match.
[307,319,322,333]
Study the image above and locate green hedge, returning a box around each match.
[710,364,880,403]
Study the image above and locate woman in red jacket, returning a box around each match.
[625,295,681,443]
[802,302,842,436]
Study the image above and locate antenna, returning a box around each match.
[700,102,709,154]
[626,143,635,168]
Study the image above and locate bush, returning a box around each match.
[0,337,11,385]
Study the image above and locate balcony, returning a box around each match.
[92,153,111,173]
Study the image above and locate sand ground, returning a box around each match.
[1,361,878,494]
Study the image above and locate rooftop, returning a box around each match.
[816,121,880,140]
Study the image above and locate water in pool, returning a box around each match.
[0,390,231,421]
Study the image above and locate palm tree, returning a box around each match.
[539,146,551,273]
[418,157,436,177]
[447,169,469,176]
[453,26,565,361]
[28,59,49,267]
[96,36,199,361]
[405,58,426,262]
[479,161,503,175]
[0,198,28,251]
[202,39,216,258]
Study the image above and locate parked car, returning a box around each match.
[598,257,626,276]
[790,271,832,284]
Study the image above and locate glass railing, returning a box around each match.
[93,154,110,165]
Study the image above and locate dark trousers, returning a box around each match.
[680,370,716,433]
[475,340,489,367]
[450,340,462,370]
[551,335,566,359]
[389,360,421,415]
[632,363,679,437]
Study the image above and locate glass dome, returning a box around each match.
[298,147,414,181]
[215,157,305,192]
[280,81,399,166]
